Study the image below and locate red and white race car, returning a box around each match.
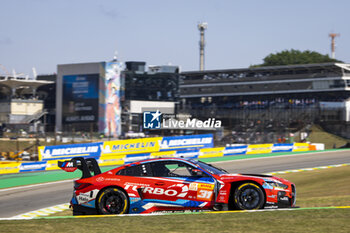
[58,157,296,215]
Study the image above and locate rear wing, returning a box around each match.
[58,157,101,179]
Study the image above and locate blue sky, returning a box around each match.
[0,0,348,76]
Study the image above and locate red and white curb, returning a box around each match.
[3,162,350,220]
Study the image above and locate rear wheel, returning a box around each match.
[97,187,129,214]
[233,183,265,210]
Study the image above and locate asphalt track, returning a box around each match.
[0,149,349,218]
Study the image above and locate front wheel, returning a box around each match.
[97,187,129,214]
[233,183,265,210]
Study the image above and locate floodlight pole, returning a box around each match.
[329,33,340,59]
[198,22,208,71]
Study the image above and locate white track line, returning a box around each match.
[211,150,349,165]
[2,206,350,221]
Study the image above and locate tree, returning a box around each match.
[253,49,342,67]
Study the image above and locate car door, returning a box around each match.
[143,160,217,207]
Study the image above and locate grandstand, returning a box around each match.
[179,63,350,143]
[0,75,54,134]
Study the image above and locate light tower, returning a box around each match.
[198,22,208,71]
[329,33,340,59]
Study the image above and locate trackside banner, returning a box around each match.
[224,146,248,156]
[100,134,213,156]
[159,134,214,151]
[246,144,274,154]
[272,144,294,152]
[38,134,214,161]
[292,143,310,152]
[19,162,47,172]
[2,142,321,174]
[101,137,162,156]
[38,142,103,161]
[199,147,225,158]
[0,162,20,174]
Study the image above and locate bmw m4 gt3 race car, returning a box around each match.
[58,157,296,215]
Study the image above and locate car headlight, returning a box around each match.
[265,181,289,190]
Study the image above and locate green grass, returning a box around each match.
[1,164,349,232]
[1,209,350,233]
[307,124,349,149]
[278,165,350,207]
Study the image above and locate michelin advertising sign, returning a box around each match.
[159,134,213,151]
[38,134,214,161]
[38,142,103,161]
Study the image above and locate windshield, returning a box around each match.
[190,160,228,175]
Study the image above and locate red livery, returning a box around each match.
[58,157,296,215]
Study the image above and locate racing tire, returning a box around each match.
[233,183,265,210]
[97,187,129,215]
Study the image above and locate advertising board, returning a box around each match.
[62,74,99,123]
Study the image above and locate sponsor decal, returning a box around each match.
[78,195,89,203]
[189,183,198,191]
[124,182,151,187]
[198,183,214,190]
[197,190,213,201]
[168,184,189,197]
[105,178,120,181]
[218,196,225,201]
[96,177,105,182]
[76,190,98,205]
[59,161,78,172]
[219,190,227,196]
[124,183,188,197]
